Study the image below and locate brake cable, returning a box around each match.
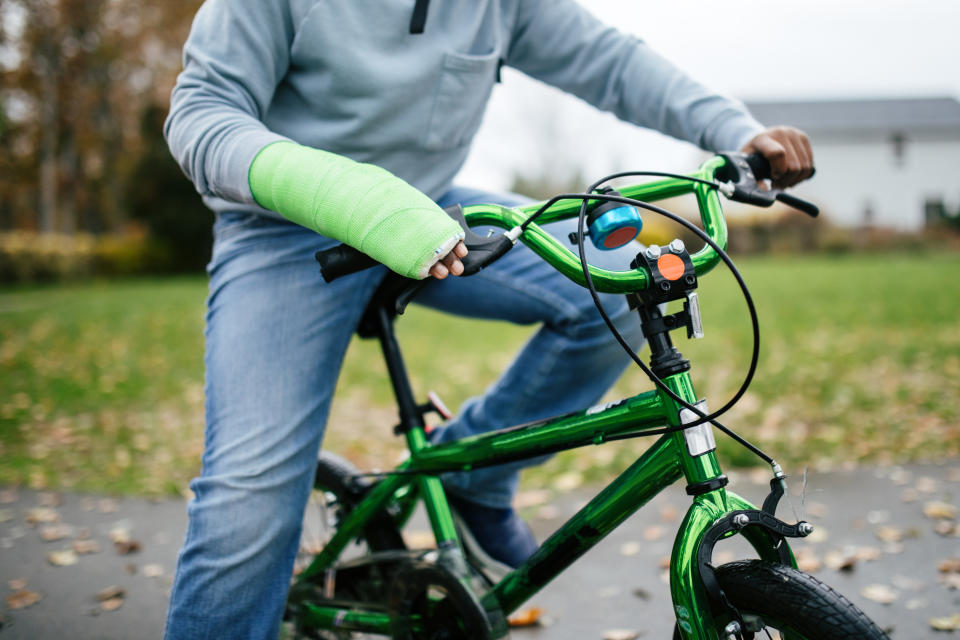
[520,174,775,466]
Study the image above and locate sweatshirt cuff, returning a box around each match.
[216,127,293,205]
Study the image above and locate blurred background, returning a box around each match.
[0,0,958,496]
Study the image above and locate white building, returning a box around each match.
[746,97,960,231]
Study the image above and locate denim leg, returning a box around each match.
[425,187,645,508]
[164,213,386,640]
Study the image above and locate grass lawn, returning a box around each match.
[1,252,958,496]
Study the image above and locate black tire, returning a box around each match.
[673,560,889,639]
[286,452,406,640]
[311,451,406,553]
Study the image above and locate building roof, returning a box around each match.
[745,96,960,135]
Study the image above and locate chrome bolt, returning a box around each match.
[646,244,661,259]
[669,239,685,253]
[798,521,814,536]
[732,514,750,529]
[724,621,741,636]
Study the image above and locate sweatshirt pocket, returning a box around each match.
[423,48,500,151]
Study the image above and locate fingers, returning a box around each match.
[742,126,815,189]
[429,241,468,280]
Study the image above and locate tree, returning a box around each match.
[0,0,202,233]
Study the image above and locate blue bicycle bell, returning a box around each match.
[587,187,643,250]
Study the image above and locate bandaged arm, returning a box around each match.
[249,141,463,279]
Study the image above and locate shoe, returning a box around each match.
[447,493,539,573]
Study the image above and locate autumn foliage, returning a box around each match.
[0,0,207,274]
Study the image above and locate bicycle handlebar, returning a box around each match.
[316,153,818,294]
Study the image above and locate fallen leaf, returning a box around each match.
[924,502,958,520]
[861,584,898,604]
[938,558,960,573]
[100,597,124,612]
[39,524,70,542]
[25,508,59,527]
[96,585,125,601]
[874,526,903,543]
[905,598,928,610]
[867,510,890,525]
[47,549,78,566]
[934,521,959,537]
[941,574,960,590]
[402,530,435,548]
[8,578,27,590]
[657,556,670,569]
[142,563,163,578]
[514,490,550,509]
[915,477,939,493]
[795,548,822,573]
[115,539,142,555]
[37,492,60,507]
[602,629,640,640]
[619,542,641,557]
[929,613,960,631]
[554,472,583,491]
[825,550,857,572]
[659,505,679,523]
[98,498,120,513]
[72,539,100,555]
[507,606,545,628]
[643,526,664,542]
[536,505,560,521]
[109,527,130,544]
[901,489,920,503]
[855,547,882,562]
[6,589,41,610]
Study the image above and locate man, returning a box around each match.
[163,1,813,637]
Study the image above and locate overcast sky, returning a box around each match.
[460,0,960,190]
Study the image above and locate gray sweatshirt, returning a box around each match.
[165,0,765,219]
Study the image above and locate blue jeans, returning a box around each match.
[163,187,643,639]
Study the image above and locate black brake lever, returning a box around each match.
[718,152,819,218]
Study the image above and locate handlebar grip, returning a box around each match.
[315,244,379,282]
[775,192,819,218]
[745,153,772,181]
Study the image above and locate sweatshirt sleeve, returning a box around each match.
[505,0,765,152]
[163,0,293,204]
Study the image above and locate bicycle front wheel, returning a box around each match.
[673,560,889,639]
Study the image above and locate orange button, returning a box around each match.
[657,253,685,281]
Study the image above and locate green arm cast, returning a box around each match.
[249,141,464,279]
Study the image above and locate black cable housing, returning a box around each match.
[521,172,774,465]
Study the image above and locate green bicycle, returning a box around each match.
[283,153,889,640]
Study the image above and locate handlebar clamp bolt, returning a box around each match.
[645,244,661,260]
[669,239,685,254]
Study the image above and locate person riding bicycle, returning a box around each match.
[162,1,814,638]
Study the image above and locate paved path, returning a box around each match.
[1,462,958,639]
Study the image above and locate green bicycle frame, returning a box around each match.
[295,156,796,640]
